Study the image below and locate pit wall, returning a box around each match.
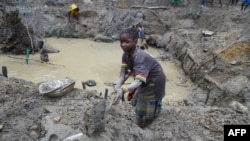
[172,38,250,109]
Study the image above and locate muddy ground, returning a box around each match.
[0,76,249,141]
[1,0,250,141]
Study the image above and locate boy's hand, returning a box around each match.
[114,84,120,91]
[112,88,123,105]
[121,86,128,93]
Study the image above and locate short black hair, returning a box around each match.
[39,41,44,49]
[120,27,138,40]
[140,45,145,50]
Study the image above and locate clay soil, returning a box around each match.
[219,43,250,62]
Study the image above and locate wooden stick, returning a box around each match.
[131,5,167,10]
[25,23,34,54]
[8,55,64,67]
[104,82,130,87]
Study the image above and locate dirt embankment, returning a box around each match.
[0,76,249,141]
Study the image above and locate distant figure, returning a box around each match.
[39,41,49,63]
[68,4,80,22]
[171,0,180,7]
[229,0,239,5]
[201,0,206,6]
[202,0,222,7]
[137,23,148,49]
[213,0,223,7]
[241,0,250,11]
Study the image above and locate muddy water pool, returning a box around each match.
[0,38,188,102]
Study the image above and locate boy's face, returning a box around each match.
[119,33,137,53]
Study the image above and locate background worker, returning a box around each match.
[241,0,250,11]
[229,0,239,5]
[39,41,49,63]
[172,0,180,7]
[68,3,80,22]
[137,23,148,49]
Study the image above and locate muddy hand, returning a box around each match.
[112,88,123,105]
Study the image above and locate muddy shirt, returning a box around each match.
[121,47,166,100]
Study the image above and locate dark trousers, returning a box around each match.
[241,2,249,11]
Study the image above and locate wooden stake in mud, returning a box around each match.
[81,81,86,89]
[25,48,30,64]
[2,66,8,78]
[104,88,108,99]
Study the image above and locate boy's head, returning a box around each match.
[140,45,145,50]
[39,41,44,49]
[136,22,142,28]
[119,27,138,53]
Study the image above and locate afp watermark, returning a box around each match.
[224,125,250,141]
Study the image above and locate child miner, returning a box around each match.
[113,27,167,128]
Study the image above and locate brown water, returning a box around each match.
[0,38,188,102]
